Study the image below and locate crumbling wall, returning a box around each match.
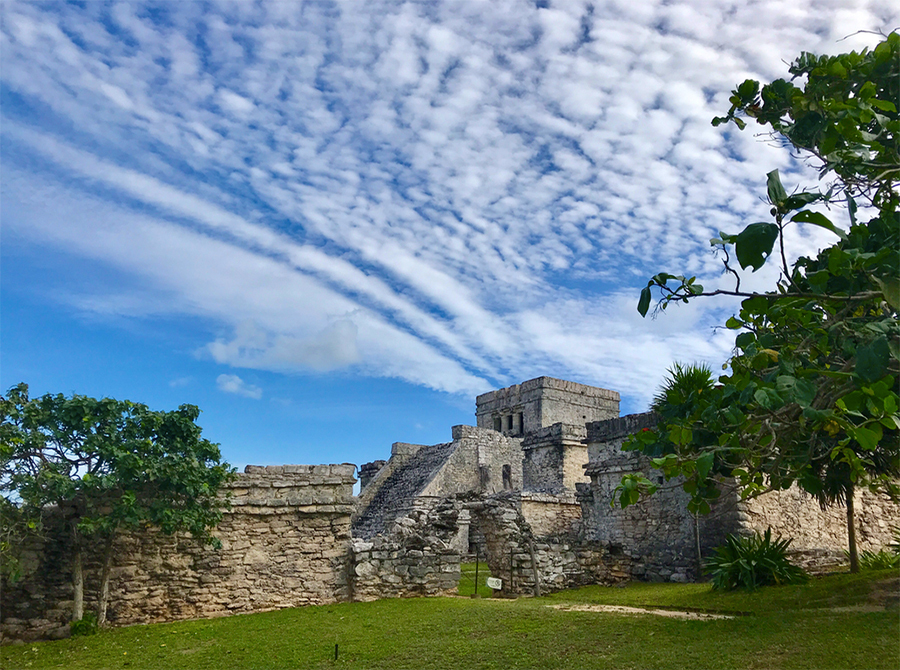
[465,493,627,596]
[522,423,590,493]
[581,412,900,579]
[350,502,461,601]
[1,465,356,643]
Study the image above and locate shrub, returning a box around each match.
[890,527,900,556]
[705,528,808,591]
[850,549,900,571]
[70,612,98,637]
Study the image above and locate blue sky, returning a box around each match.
[2,0,896,471]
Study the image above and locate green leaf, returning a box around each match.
[696,452,715,480]
[790,210,847,240]
[735,222,779,271]
[873,276,900,311]
[726,317,743,329]
[871,98,897,112]
[776,375,817,408]
[766,170,788,209]
[754,388,783,410]
[782,192,822,211]
[856,337,890,383]
[638,286,652,317]
[849,424,882,451]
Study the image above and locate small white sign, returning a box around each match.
[486,577,503,590]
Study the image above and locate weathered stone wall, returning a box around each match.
[522,423,589,493]
[2,465,356,643]
[465,493,628,595]
[520,492,583,538]
[350,503,461,601]
[421,425,523,496]
[584,412,754,581]
[581,412,900,579]
[741,487,898,560]
[476,377,619,436]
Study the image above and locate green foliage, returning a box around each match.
[891,526,900,555]
[70,612,98,637]
[852,548,900,570]
[626,33,900,518]
[705,529,808,591]
[457,562,494,598]
[1,382,234,544]
[0,383,235,619]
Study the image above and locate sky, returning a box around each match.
[1,1,897,472]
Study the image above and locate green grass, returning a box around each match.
[457,562,494,598]
[3,570,897,670]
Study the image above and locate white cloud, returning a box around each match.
[1,0,895,415]
[216,374,262,399]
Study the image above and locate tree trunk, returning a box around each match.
[97,533,115,626]
[846,486,859,574]
[72,545,84,622]
[693,511,703,580]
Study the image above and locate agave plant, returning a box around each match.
[705,528,808,591]
[854,549,900,570]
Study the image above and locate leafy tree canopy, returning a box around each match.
[622,33,900,528]
[1,382,234,621]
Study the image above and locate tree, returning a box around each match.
[0,383,234,624]
[622,33,900,573]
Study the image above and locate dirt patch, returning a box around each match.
[867,576,900,610]
[547,604,734,620]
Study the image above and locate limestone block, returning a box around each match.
[354,561,377,577]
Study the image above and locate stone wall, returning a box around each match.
[350,502,461,601]
[522,423,589,493]
[464,493,628,595]
[1,465,356,643]
[741,486,899,565]
[520,492,583,538]
[581,412,900,579]
[421,425,524,497]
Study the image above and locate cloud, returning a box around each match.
[216,374,262,399]
[1,0,896,415]
[169,376,193,388]
[207,320,360,372]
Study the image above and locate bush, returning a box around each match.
[890,527,900,556]
[70,612,98,637]
[705,528,808,591]
[853,549,900,571]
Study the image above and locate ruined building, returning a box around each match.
[353,377,619,544]
[3,377,898,643]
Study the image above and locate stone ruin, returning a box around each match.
[3,376,898,642]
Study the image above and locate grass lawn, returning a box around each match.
[2,570,897,670]
[457,562,494,598]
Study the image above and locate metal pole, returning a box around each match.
[473,545,480,598]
